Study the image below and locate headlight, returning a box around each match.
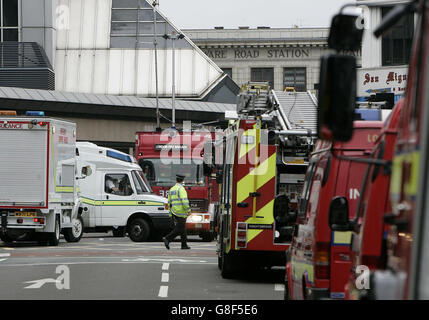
[164,204,169,210]
[190,215,203,222]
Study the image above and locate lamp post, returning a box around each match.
[163,31,185,129]
[152,0,161,131]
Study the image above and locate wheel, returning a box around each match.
[48,216,60,246]
[0,233,13,243]
[128,218,150,242]
[221,245,236,279]
[64,216,84,243]
[284,279,290,300]
[201,232,214,242]
[112,227,125,237]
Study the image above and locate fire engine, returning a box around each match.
[211,82,316,278]
[135,130,217,241]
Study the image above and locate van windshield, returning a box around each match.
[139,158,204,187]
[131,170,152,194]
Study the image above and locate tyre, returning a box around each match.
[0,233,13,243]
[201,232,214,242]
[221,245,236,279]
[112,227,125,237]
[284,279,290,300]
[128,218,151,242]
[64,216,84,243]
[48,216,60,246]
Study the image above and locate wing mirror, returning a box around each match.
[328,196,352,231]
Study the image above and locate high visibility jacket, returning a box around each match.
[168,183,191,218]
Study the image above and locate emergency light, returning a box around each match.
[26,111,45,117]
[106,150,132,163]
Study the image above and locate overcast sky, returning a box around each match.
[157,0,353,29]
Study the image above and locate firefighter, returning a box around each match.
[162,174,191,250]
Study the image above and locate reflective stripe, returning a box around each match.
[80,197,164,207]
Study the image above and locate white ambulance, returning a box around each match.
[76,142,173,242]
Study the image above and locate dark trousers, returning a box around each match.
[165,215,188,247]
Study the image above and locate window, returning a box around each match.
[284,68,307,92]
[110,1,191,49]
[251,68,274,89]
[140,158,204,187]
[105,174,134,196]
[222,68,233,79]
[381,6,414,66]
[0,0,19,42]
[131,170,151,194]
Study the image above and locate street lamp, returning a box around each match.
[163,31,185,129]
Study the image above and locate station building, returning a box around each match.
[184,27,362,93]
[0,0,238,153]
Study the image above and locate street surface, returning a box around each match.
[0,234,285,300]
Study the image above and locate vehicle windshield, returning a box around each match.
[140,158,205,187]
[131,170,153,194]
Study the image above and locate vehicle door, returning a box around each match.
[102,173,136,226]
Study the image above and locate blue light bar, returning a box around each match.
[26,111,45,117]
[106,150,132,163]
[355,109,381,121]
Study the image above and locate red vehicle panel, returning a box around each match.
[287,121,382,300]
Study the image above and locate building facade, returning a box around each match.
[184,27,362,93]
[357,0,414,101]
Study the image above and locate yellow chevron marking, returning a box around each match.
[245,199,275,243]
[236,153,276,204]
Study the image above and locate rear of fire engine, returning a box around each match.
[216,83,315,279]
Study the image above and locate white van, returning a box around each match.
[76,142,173,242]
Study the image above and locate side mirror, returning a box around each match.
[203,163,213,177]
[216,170,223,184]
[328,14,363,51]
[318,54,356,142]
[79,165,92,179]
[328,196,351,231]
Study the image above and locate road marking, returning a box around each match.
[161,272,169,283]
[158,285,168,298]
[162,263,170,271]
[2,247,14,250]
[122,258,207,263]
[24,278,59,289]
[275,284,285,291]
[0,259,7,262]
[0,253,10,257]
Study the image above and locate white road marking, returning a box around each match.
[158,285,168,298]
[0,253,10,257]
[0,259,7,262]
[24,278,59,289]
[162,263,170,271]
[161,272,169,283]
[122,258,207,263]
[275,284,285,291]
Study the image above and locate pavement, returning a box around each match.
[0,234,285,300]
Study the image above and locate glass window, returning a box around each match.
[140,158,205,187]
[105,174,134,196]
[131,170,151,194]
[381,6,414,66]
[112,9,138,21]
[222,68,233,79]
[3,0,18,27]
[284,68,307,92]
[251,68,274,89]
[0,0,19,42]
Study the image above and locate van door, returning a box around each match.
[102,173,135,226]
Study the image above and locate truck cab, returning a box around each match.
[286,121,382,300]
[76,142,172,242]
[135,130,217,241]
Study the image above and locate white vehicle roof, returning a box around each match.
[76,142,140,170]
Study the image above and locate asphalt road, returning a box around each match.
[0,234,285,300]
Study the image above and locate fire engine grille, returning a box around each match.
[189,199,207,213]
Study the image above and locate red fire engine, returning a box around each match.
[213,83,315,279]
[135,130,218,241]
[285,121,382,300]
